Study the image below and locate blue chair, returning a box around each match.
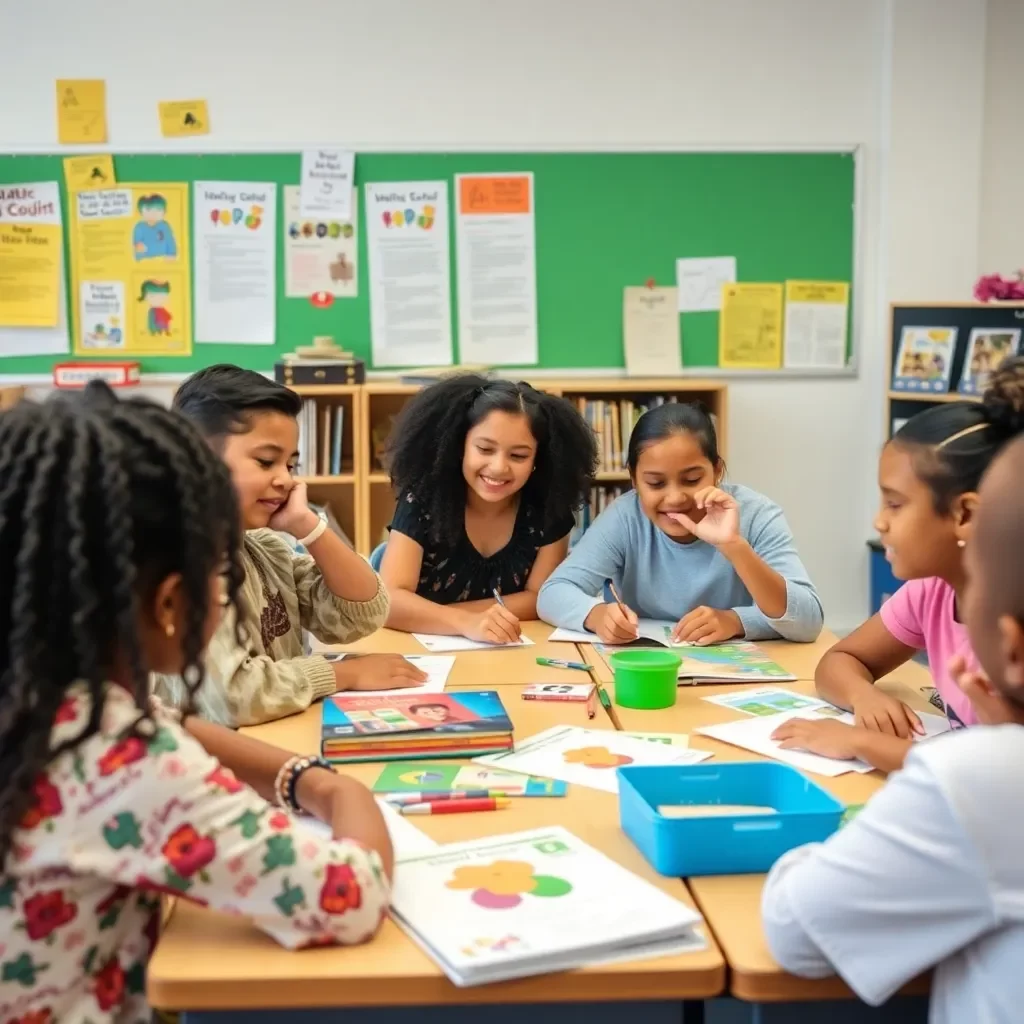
[369,542,386,571]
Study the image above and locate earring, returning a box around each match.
[957,540,966,549]
[164,623,176,638]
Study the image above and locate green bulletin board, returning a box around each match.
[0,150,856,374]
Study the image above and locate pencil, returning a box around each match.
[587,686,596,720]
[399,797,510,815]
[596,683,623,730]
[606,580,638,638]
[492,588,507,608]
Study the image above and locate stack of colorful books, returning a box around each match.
[321,690,514,764]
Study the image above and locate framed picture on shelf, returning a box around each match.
[957,328,1021,395]
[892,326,957,392]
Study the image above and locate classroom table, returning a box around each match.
[605,675,935,1023]
[322,619,592,687]
[147,675,726,1021]
[582,629,841,685]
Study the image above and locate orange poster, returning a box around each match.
[458,175,532,215]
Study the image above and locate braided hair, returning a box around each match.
[0,382,244,864]
[384,374,598,548]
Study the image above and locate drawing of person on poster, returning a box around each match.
[132,194,177,260]
[138,279,172,335]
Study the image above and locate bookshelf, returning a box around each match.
[885,302,1024,437]
[290,378,729,556]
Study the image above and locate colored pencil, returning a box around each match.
[384,790,508,804]
[536,656,592,671]
[399,797,511,815]
[596,683,623,730]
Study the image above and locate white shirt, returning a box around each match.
[762,724,1024,1023]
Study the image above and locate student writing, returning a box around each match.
[154,366,423,728]
[380,375,597,643]
[762,432,1024,1023]
[537,402,822,644]
[774,359,1024,771]
[0,386,390,1024]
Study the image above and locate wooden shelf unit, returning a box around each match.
[290,378,728,555]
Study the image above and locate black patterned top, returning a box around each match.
[389,492,574,604]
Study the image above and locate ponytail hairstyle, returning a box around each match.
[893,356,1024,512]
[627,401,723,476]
[0,382,244,863]
[384,373,598,547]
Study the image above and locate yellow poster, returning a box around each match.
[56,79,107,144]
[719,283,783,369]
[63,154,117,192]
[69,183,191,356]
[0,182,63,328]
[158,99,210,137]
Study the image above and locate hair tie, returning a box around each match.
[936,422,989,449]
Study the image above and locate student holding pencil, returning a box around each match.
[537,402,823,645]
[380,374,597,644]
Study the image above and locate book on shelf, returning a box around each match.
[321,690,514,763]
[570,485,627,547]
[891,326,957,393]
[298,399,345,477]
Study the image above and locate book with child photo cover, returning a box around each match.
[891,326,957,393]
[321,691,514,763]
[390,826,706,986]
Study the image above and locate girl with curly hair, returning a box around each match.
[380,375,598,644]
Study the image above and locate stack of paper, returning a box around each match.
[413,633,535,653]
[390,826,706,986]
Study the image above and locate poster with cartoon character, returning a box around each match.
[70,183,191,356]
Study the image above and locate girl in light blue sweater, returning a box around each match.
[537,403,823,645]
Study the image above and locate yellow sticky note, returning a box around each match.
[63,154,116,192]
[56,79,107,144]
[158,100,210,137]
[785,280,849,305]
[719,283,784,369]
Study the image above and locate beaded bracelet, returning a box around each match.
[284,755,335,815]
[273,755,303,810]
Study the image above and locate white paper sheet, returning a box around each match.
[193,181,276,344]
[366,181,452,367]
[547,627,599,643]
[320,653,455,697]
[284,184,358,298]
[454,172,538,366]
[0,181,70,357]
[297,797,438,860]
[411,633,534,654]
[300,148,354,221]
[623,286,682,375]
[783,282,849,369]
[474,725,703,794]
[675,256,737,313]
[696,709,876,777]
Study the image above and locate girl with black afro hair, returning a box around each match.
[380,374,597,643]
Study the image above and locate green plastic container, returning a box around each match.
[609,649,681,710]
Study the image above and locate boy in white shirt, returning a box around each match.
[762,434,1024,1023]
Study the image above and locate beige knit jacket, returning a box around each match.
[153,529,389,727]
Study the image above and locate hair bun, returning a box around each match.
[80,379,118,411]
[982,355,1024,438]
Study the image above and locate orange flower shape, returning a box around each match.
[446,859,538,898]
[562,746,633,769]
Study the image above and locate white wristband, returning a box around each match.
[298,515,328,548]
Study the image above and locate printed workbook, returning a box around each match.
[373,762,567,797]
[321,690,513,763]
[675,642,796,683]
[390,826,705,986]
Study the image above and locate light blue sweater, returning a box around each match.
[537,484,823,642]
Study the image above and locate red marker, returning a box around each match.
[398,797,510,815]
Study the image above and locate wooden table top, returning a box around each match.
[147,676,726,1010]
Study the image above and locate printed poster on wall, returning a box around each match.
[194,181,277,345]
[365,180,452,368]
[0,181,69,357]
[284,184,357,299]
[70,183,191,356]
[455,172,538,366]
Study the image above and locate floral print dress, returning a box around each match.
[0,684,389,1023]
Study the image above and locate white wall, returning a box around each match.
[979,0,1024,276]
[0,0,997,632]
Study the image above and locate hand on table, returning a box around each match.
[771,718,865,761]
[461,604,522,645]
[584,602,639,644]
[850,686,923,738]
[671,607,742,646]
[333,654,428,692]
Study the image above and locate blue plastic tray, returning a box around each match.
[617,762,844,876]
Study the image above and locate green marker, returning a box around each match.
[536,656,591,672]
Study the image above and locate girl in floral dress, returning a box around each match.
[0,384,392,1023]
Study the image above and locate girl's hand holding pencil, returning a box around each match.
[583,580,639,644]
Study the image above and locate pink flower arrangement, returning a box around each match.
[974,271,1024,301]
